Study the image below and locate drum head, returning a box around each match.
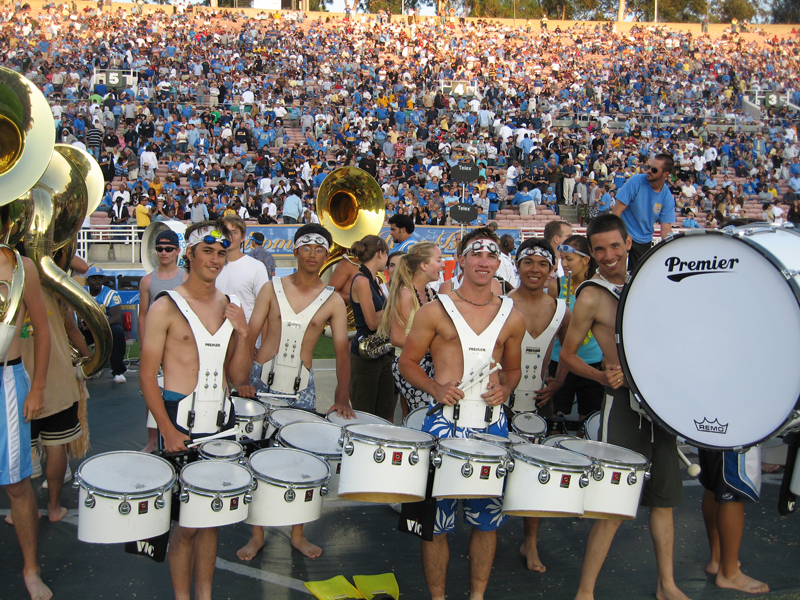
[257,396,291,410]
[542,434,578,447]
[619,229,800,449]
[346,423,435,445]
[200,440,242,459]
[249,448,329,484]
[181,461,251,490]
[404,407,427,430]
[557,439,648,467]
[79,451,174,494]
[512,413,548,436]
[512,444,593,469]
[269,408,325,428]
[233,397,266,418]
[469,432,510,447]
[438,438,507,458]
[327,410,391,427]
[278,421,342,457]
[507,432,531,445]
[584,412,601,441]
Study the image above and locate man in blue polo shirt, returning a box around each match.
[85,267,127,383]
[612,154,676,270]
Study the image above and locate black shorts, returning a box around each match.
[546,360,604,417]
[698,448,761,504]
[31,402,82,446]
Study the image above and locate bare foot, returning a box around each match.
[706,559,741,575]
[6,511,43,525]
[48,506,68,522]
[236,537,265,561]
[23,571,53,600]
[655,582,692,600]
[519,541,546,572]
[761,463,780,473]
[291,535,322,559]
[141,443,158,454]
[716,571,769,594]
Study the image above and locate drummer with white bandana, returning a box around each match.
[236,223,354,561]
[140,220,252,600]
[399,226,524,600]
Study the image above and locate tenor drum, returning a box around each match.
[327,409,392,427]
[246,448,331,527]
[511,412,548,444]
[542,434,579,447]
[556,439,649,520]
[468,431,514,448]
[232,397,267,440]
[76,451,176,544]
[178,461,253,528]
[508,432,532,445]
[198,440,245,464]
[583,412,601,441]
[276,421,343,493]
[255,395,292,411]
[432,438,509,499]
[618,226,800,449]
[404,406,427,430]
[265,408,326,440]
[502,444,593,517]
[338,424,436,503]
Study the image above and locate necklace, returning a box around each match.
[455,289,494,306]
[414,285,438,306]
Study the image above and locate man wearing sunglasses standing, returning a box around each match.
[612,154,676,271]
[138,229,188,453]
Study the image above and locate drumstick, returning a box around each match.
[426,363,503,416]
[677,447,701,477]
[186,427,242,448]
[256,391,299,400]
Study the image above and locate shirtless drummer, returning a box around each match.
[140,221,252,600]
[236,223,354,561]
[558,214,690,600]
[399,226,524,600]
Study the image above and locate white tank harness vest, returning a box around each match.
[509,298,567,412]
[260,277,334,395]
[161,290,238,436]
[437,294,513,429]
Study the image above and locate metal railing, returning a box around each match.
[77,225,143,264]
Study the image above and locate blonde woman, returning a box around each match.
[378,242,444,417]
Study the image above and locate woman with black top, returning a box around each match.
[349,234,394,421]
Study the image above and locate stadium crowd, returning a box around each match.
[1,1,799,231]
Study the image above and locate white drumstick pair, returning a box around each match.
[459,362,503,392]
[187,426,243,448]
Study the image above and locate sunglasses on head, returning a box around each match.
[155,246,177,253]
[557,244,589,257]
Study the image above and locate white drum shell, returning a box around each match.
[502,445,592,517]
[232,397,267,440]
[338,424,435,503]
[432,438,508,499]
[760,436,788,466]
[275,421,343,495]
[77,451,175,544]
[245,448,330,527]
[178,461,252,528]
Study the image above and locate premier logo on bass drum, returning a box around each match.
[694,417,729,434]
[664,256,739,282]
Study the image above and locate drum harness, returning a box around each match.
[161,290,237,437]
[437,294,513,433]
[510,298,567,411]
[576,277,656,443]
[260,277,334,395]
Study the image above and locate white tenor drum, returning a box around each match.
[432,438,509,499]
[265,408,325,440]
[502,445,593,517]
[542,434,579,447]
[255,395,292,412]
[556,439,649,520]
[339,424,436,503]
[508,432,532,445]
[276,421,343,493]
[511,413,548,444]
[246,448,331,527]
[468,431,514,448]
[583,412,601,441]
[178,461,253,528]
[76,451,176,544]
[618,226,800,449]
[232,397,267,440]
[404,406,427,430]
[327,410,392,427]
[198,440,245,464]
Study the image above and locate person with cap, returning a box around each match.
[84,267,127,383]
[138,229,188,453]
[246,232,276,279]
[139,221,251,600]
[215,215,270,322]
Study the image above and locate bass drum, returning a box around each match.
[618,226,800,450]
[141,221,186,272]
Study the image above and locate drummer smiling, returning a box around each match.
[559,214,690,600]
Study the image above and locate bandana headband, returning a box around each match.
[516,246,555,266]
[186,226,229,249]
[295,233,330,251]
[462,239,500,257]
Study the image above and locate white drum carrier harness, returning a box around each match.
[438,294,513,429]
[260,277,333,394]
[163,290,238,436]
[511,299,567,412]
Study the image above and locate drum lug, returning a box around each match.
[538,468,550,484]
[506,458,515,473]
[343,440,354,456]
[409,449,420,466]
[284,488,296,503]
[155,494,166,510]
[496,464,507,479]
[461,461,473,478]
[119,499,132,516]
[432,452,442,469]
[627,471,638,486]
[373,446,386,464]
[782,269,800,280]
[211,495,223,512]
[644,469,652,481]
[593,466,605,482]
[245,421,254,434]
[180,489,190,504]
[84,492,96,509]
[251,478,259,491]
[338,434,345,448]
[244,491,253,505]
[320,484,329,496]
[72,478,80,490]
[580,472,590,488]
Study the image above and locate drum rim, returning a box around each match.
[326,410,392,425]
[77,450,177,498]
[343,423,437,447]
[436,438,508,461]
[616,227,800,450]
[510,444,594,470]
[511,413,548,435]
[180,461,253,496]
[468,431,512,446]
[248,447,331,488]
[555,439,649,468]
[198,440,245,461]
[232,397,267,418]
[402,407,428,428]
[268,408,326,428]
[275,422,342,460]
